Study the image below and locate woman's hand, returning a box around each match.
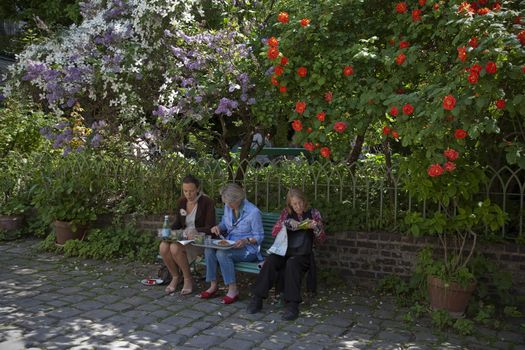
[184,228,197,240]
[233,238,248,249]
[211,226,221,236]
[288,219,300,230]
[308,221,318,229]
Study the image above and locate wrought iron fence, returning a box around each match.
[26,154,525,241]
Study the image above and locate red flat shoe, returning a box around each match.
[221,294,239,304]
[197,289,218,299]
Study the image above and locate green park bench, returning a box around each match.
[253,147,306,157]
[195,207,280,274]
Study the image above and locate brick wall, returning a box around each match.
[133,215,525,294]
[316,230,525,294]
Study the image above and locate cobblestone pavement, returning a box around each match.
[1,240,524,350]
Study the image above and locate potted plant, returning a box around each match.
[402,157,506,317]
[0,156,32,239]
[32,153,104,245]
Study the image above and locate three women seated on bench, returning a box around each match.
[159,175,216,295]
[247,188,326,320]
[198,183,264,304]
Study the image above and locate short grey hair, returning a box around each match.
[220,183,245,205]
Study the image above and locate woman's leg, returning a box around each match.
[170,243,193,294]
[252,254,286,299]
[216,249,257,298]
[203,248,219,294]
[159,242,180,292]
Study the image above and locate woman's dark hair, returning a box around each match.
[182,174,200,188]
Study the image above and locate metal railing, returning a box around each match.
[23,154,525,241]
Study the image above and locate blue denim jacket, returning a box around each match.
[218,199,264,260]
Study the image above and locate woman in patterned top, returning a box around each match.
[246,188,326,320]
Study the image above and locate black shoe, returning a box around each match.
[281,302,299,321]
[246,297,263,314]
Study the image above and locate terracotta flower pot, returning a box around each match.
[427,275,476,318]
[0,215,24,231]
[54,220,89,245]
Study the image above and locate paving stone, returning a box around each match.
[74,300,106,311]
[218,337,256,350]
[104,302,135,312]
[184,334,226,348]
[46,307,83,319]
[157,332,188,346]
[256,339,289,350]
[497,330,524,343]
[80,309,116,320]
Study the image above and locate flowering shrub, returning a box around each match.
[2,0,270,161]
[264,0,524,173]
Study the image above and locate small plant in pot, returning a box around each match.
[32,153,104,245]
[0,156,32,240]
[402,157,506,318]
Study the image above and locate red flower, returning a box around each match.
[307,127,312,133]
[324,91,333,103]
[395,53,406,65]
[412,9,422,22]
[382,126,391,135]
[267,37,279,47]
[267,47,279,60]
[485,61,497,74]
[304,142,315,151]
[522,66,525,74]
[518,30,525,46]
[297,67,307,77]
[471,63,483,74]
[333,122,347,133]
[468,37,479,48]
[279,86,287,93]
[300,18,310,27]
[444,162,456,172]
[295,101,306,114]
[478,8,490,15]
[433,3,439,10]
[454,129,468,139]
[496,99,506,109]
[427,164,444,177]
[458,2,474,14]
[320,147,331,158]
[392,130,399,139]
[515,16,523,25]
[343,66,354,76]
[457,47,467,62]
[418,0,426,6]
[316,112,326,122]
[292,119,303,131]
[443,95,456,110]
[278,12,289,24]
[492,2,501,11]
[395,2,408,14]
[402,103,414,115]
[443,148,459,161]
[280,56,288,66]
[468,72,479,84]
[271,75,279,86]
[274,65,284,76]
[399,41,410,49]
[389,106,399,116]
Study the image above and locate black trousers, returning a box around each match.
[252,254,311,303]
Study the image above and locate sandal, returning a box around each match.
[222,294,239,304]
[197,289,218,299]
[164,276,180,295]
[180,278,194,296]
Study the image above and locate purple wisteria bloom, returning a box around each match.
[22,62,47,81]
[214,98,238,116]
